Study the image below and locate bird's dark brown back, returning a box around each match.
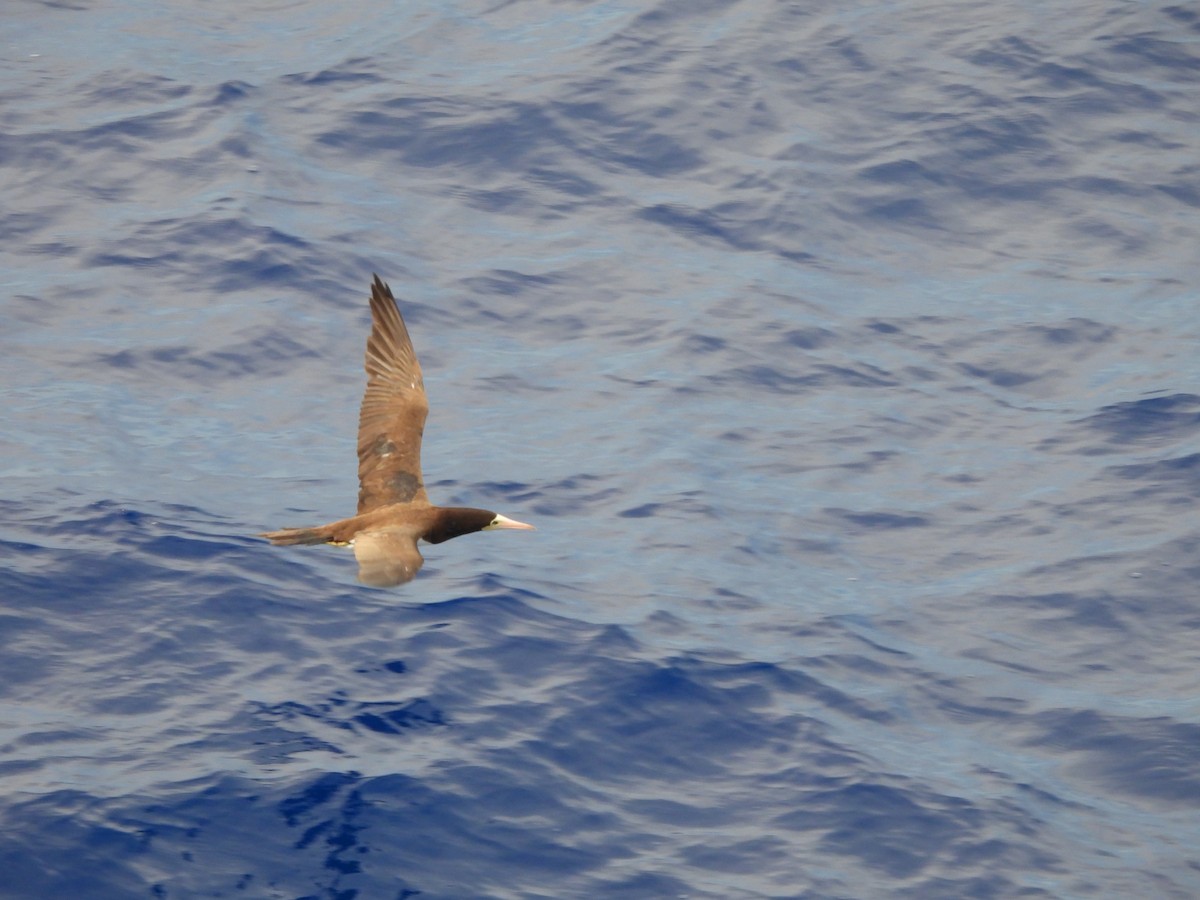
[356,275,430,513]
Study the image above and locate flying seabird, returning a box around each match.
[261,275,534,586]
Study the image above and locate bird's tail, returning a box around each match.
[259,524,336,546]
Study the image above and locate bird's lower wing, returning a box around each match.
[353,530,425,587]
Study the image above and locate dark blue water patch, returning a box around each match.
[639,202,762,250]
[551,109,704,179]
[283,58,382,87]
[778,783,975,876]
[1106,31,1200,74]
[782,327,836,350]
[524,657,880,785]
[986,591,1128,631]
[0,574,928,896]
[681,333,728,354]
[637,202,817,263]
[140,218,311,252]
[210,80,254,104]
[279,771,361,827]
[459,268,565,297]
[38,498,156,537]
[1,541,161,606]
[1157,179,1200,207]
[320,101,566,176]
[526,164,600,199]
[1023,710,1200,806]
[617,503,661,519]
[0,612,61,691]
[77,71,193,106]
[0,210,53,242]
[700,343,902,393]
[119,769,608,898]
[0,792,152,900]
[84,217,336,294]
[858,196,941,229]
[95,329,320,380]
[860,159,944,188]
[1106,452,1200,497]
[74,105,196,153]
[702,364,819,394]
[955,362,1042,388]
[16,498,236,554]
[253,694,447,737]
[1027,318,1115,345]
[1163,4,1200,30]
[1080,393,1200,444]
[140,534,234,561]
[215,711,349,765]
[504,473,620,518]
[681,835,797,880]
[828,509,931,531]
[769,776,1069,900]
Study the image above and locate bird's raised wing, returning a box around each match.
[356,275,430,513]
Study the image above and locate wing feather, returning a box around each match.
[356,275,430,513]
[353,529,425,587]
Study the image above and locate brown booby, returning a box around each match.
[261,275,534,586]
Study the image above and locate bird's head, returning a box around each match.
[425,508,535,544]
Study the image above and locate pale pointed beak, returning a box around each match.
[487,514,536,531]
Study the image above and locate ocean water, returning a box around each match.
[2,1,1199,897]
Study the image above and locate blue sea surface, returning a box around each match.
[3,1,1199,897]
